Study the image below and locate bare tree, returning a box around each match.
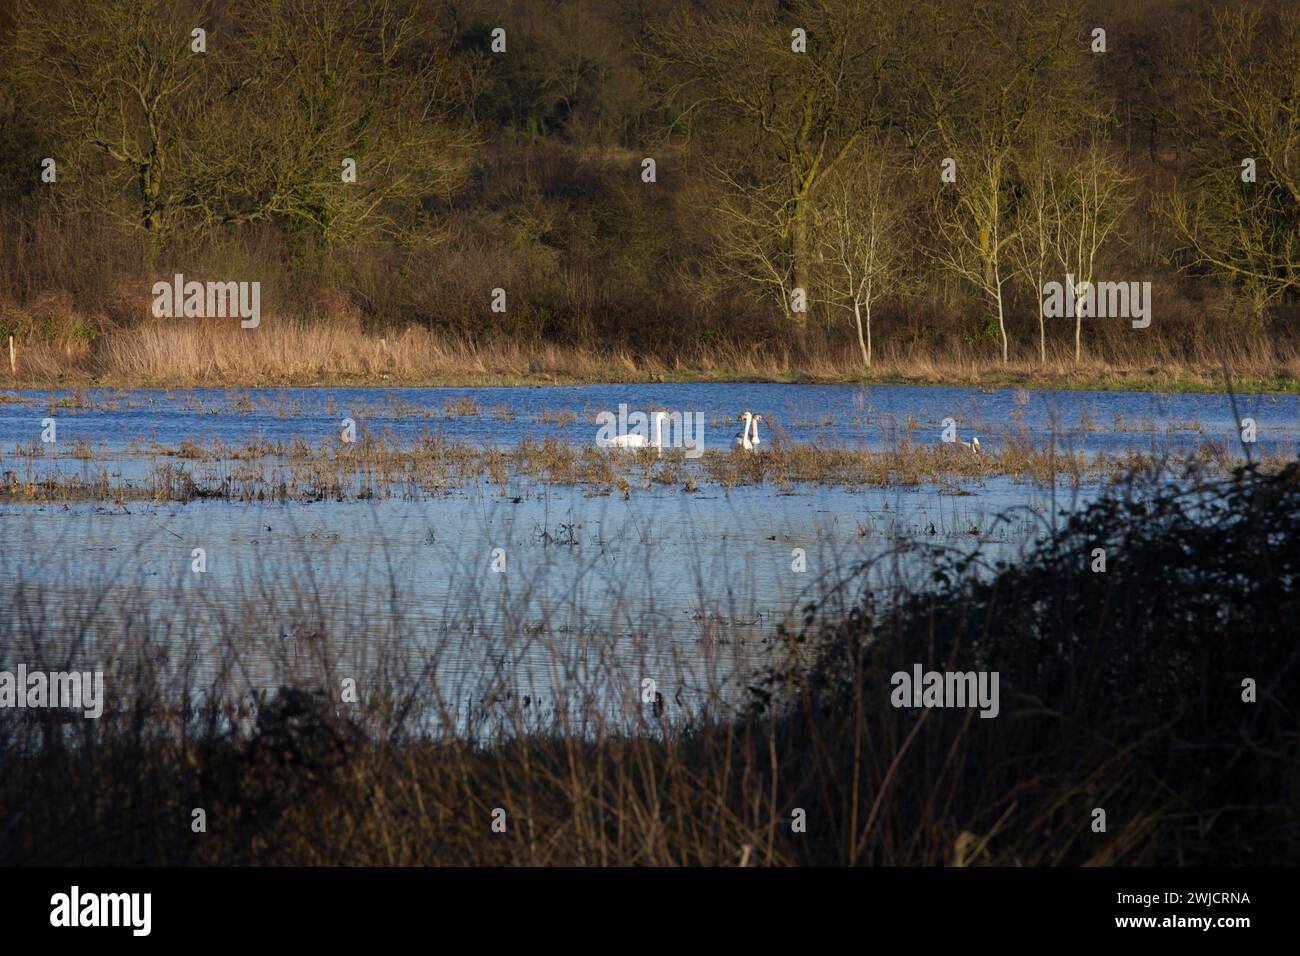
[11,0,215,237]
[929,148,1019,364]
[1165,6,1300,316]
[1050,138,1134,363]
[204,0,478,245]
[1011,145,1063,365]
[11,0,477,249]
[918,0,1089,364]
[648,0,908,344]
[814,144,910,369]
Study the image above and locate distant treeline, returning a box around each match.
[0,0,1296,370]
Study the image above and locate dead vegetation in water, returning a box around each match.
[0,423,1282,505]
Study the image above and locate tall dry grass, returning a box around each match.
[3,317,1298,390]
[1,461,1295,865]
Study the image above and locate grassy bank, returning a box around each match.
[1,463,1296,865]
[3,320,1299,394]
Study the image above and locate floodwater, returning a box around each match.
[3,382,1295,454]
[2,383,1296,724]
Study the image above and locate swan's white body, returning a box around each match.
[749,414,762,449]
[955,435,981,455]
[734,412,753,451]
[603,411,667,453]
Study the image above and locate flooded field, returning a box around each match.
[2,383,1295,725]
[4,382,1295,454]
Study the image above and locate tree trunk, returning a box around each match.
[140,157,164,268]
[865,298,872,369]
[140,157,163,234]
[1074,290,1084,364]
[993,261,1008,365]
[853,299,871,370]
[981,247,1009,365]
[791,200,811,346]
[1036,267,1047,365]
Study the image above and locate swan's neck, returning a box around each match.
[748,417,759,444]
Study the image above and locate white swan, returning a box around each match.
[605,430,646,449]
[604,411,667,452]
[651,410,667,454]
[954,435,981,455]
[733,412,753,451]
[749,414,763,450]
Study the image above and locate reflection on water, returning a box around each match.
[3,382,1297,456]
[2,383,1293,721]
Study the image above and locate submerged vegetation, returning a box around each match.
[2,462,1295,865]
[1,423,1284,505]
